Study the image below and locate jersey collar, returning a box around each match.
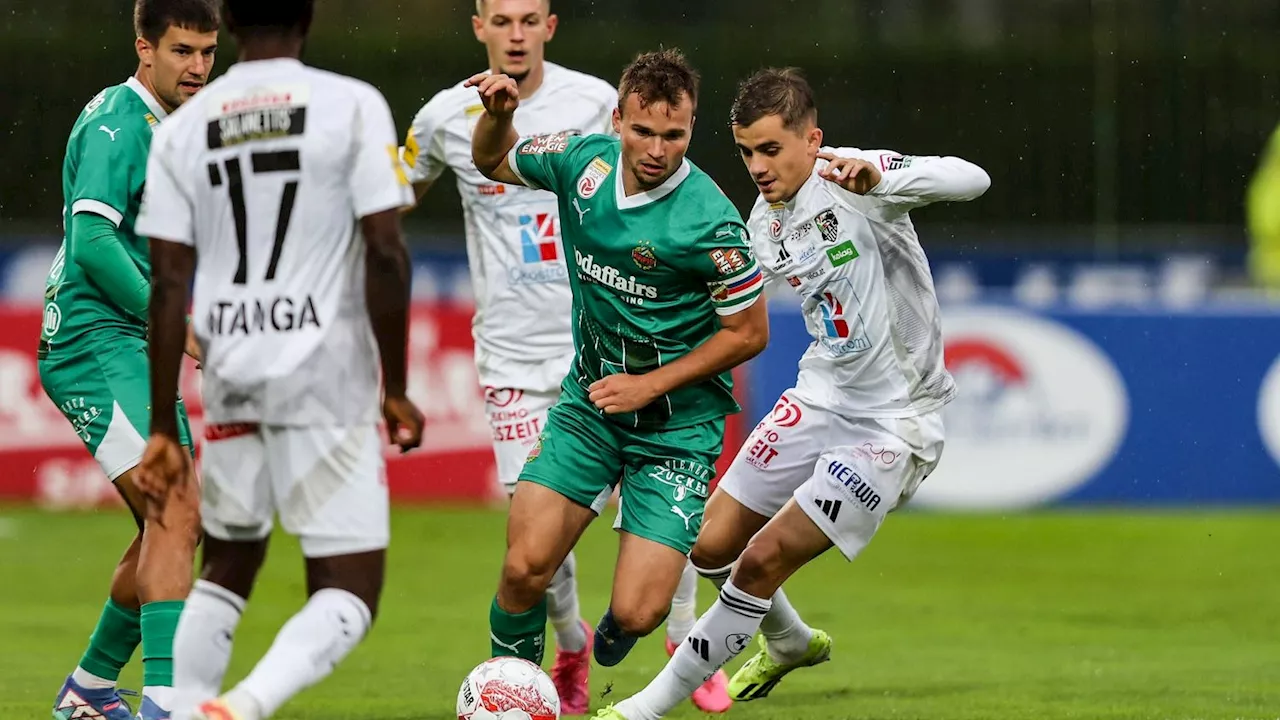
[125,76,168,121]
[615,154,691,210]
[227,57,305,74]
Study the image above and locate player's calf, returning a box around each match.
[594,533,688,667]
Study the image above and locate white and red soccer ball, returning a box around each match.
[457,657,560,720]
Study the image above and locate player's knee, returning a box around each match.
[690,539,741,572]
[500,549,559,599]
[608,599,667,637]
[733,534,787,592]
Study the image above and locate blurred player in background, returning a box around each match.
[596,68,991,720]
[1247,122,1280,294]
[134,1,423,718]
[38,1,219,718]
[468,48,768,700]
[403,2,728,712]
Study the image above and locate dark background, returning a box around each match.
[2,0,1277,254]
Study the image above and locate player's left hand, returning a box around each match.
[817,152,882,194]
[588,374,662,414]
[136,433,191,525]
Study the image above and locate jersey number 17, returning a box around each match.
[207,150,300,285]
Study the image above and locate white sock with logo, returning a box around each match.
[616,581,769,720]
[694,560,813,662]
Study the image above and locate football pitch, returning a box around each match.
[1,505,1277,720]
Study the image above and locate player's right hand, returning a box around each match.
[464,72,520,117]
[382,395,425,453]
[136,433,190,525]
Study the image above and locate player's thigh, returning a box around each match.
[264,424,389,559]
[793,412,944,561]
[517,391,622,513]
[616,417,723,556]
[689,488,771,570]
[200,422,274,544]
[486,387,558,493]
[718,390,833,520]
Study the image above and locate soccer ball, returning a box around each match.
[457,657,560,720]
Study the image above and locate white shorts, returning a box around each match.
[719,390,944,561]
[199,422,389,558]
[485,387,558,493]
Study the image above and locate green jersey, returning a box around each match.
[41,77,168,351]
[510,133,764,430]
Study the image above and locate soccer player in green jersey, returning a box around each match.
[39,2,219,718]
[467,48,771,673]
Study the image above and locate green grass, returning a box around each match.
[1,506,1278,720]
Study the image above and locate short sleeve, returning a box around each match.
[349,87,415,218]
[401,91,451,184]
[70,115,149,227]
[507,132,584,193]
[690,216,764,316]
[135,125,195,245]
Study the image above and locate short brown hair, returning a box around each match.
[618,48,700,114]
[134,0,220,44]
[730,67,817,131]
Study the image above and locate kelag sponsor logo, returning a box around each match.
[913,307,1129,510]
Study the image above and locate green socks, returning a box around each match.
[77,598,142,682]
[140,600,183,689]
[489,595,547,664]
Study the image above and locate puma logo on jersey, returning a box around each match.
[98,126,121,141]
[670,504,696,531]
[572,197,591,224]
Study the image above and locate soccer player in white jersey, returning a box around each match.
[402,1,728,713]
[595,68,991,720]
[133,2,425,719]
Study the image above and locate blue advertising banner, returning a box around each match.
[746,303,1280,508]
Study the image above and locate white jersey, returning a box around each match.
[403,62,616,390]
[136,58,414,425]
[747,147,990,418]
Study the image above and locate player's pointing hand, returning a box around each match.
[817,152,882,195]
[464,72,520,117]
[589,374,662,415]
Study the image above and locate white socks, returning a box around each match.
[228,588,371,719]
[664,561,699,645]
[694,562,813,664]
[546,551,587,653]
[172,580,245,720]
[616,580,770,720]
[71,668,115,690]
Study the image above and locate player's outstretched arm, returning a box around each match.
[465,72,525,186]
[819,151,990,207]
[588,301,769,415]
[362,209,425,452]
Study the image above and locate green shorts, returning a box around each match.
[38,335,192,482]
[518,385,724,554]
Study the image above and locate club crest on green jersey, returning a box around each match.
[576,156,612,199]
[632,240,657,271]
